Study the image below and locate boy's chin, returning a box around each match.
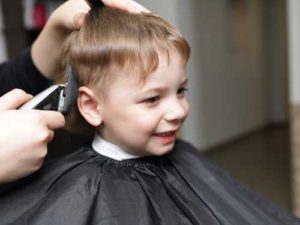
[147,141,176,156]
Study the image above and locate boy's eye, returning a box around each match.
[177,87,188,96]
[143,96,160,104]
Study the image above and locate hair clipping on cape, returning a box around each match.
[86,0,105,8]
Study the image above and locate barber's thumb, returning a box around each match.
[0,89,32,111]
[73,12,86,29]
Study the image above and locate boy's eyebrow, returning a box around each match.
[140,86,167,94]
[140,78,189,94]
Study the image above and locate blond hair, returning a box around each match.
[62,7,190,97]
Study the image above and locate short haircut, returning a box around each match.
[62,8,190,134]
[62,7,190,98]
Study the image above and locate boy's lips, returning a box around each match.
[152,130,177,144]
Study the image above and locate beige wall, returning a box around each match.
[288,0,300,215]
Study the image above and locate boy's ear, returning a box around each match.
[77,86,102,127]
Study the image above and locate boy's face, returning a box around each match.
[98,52,189,156]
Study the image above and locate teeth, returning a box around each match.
[155,131,174,137]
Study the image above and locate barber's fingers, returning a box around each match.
[72,0,150,29]
[38,111,65,130]
[70,0,90,29]
[73,12,87,29]
[102,0,150,13]
[0,89,32,112]
[47,130,55,142]
[0,90,65,129]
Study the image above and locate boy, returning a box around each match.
[64,6,190,158]
[0,6,299,225]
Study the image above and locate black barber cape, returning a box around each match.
[0,140,299,225]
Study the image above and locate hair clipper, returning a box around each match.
[19,67,78,114]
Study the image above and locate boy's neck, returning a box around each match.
[92,133,141,161]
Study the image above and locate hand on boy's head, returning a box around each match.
[31,0,149,80]
[102,0,150,13]
[51,0,149,31]
[72,0,150,29]
[49,0,90,30]
[0,89,65,184]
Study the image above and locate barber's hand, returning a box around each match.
[0,89,65,184]
[53,0,150,30]
[32,0,149,80]
[102,0,149,13]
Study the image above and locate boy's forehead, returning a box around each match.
[105,52,187,96]
[105,72,145,96]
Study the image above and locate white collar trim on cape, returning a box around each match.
[92,134,141,161]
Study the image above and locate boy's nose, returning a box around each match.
[164,99,189,122]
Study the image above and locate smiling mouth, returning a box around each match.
[152,131,177,144]
[153,131,176,136]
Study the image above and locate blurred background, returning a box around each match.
[1,0,300,216]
